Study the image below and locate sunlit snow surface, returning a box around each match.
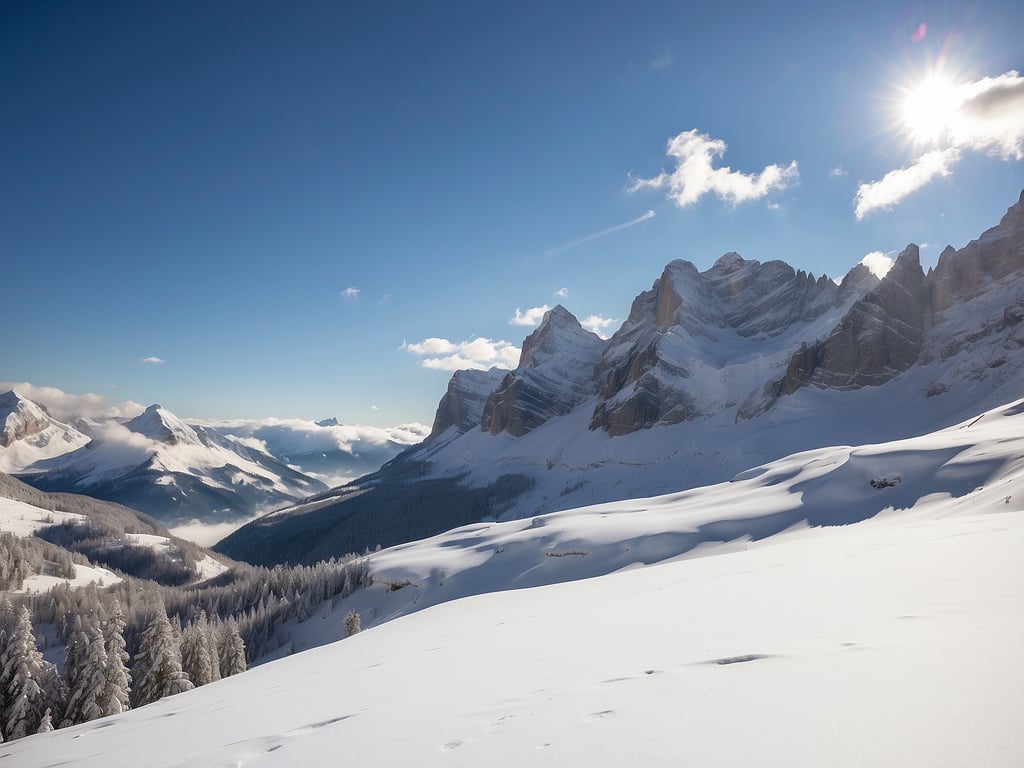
[9,401,1024,766]
[0,497,122,591]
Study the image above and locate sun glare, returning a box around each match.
[901,75,962,144]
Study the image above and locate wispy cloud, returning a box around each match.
[546,211,655,256]
[370,404,380,411]
[510,305,551,326]
[581,314,617,339]
[856,70,1024,217]
[649,51,674,71]
[554,288,569,298]
[830,166,848,177]
[859,251,895,279]
[341,286,361,299]
[854,148,959,219]
[140,356,165,365]
[631,129,798,208]
[401,337,521,372]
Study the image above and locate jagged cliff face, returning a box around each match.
[481,306,605,437]
[590,254,872,435]
[769,190,1024,403]
[428,190,1024,441]
[0,391,52,447]
[430,369,508,437]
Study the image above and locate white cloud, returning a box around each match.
[0,381,145,421]
[952,71,1024,158]
[631,129,799,208]
[341,286,360,299]
[859,251,895,279]
[198,416,430,456]
[140,356,165,365]
[401,337,521,372]
[581,314,618,339]
[854,148,959,219]
[856,70,1024,217]
[830,166,848,177]
[510,305,551,327]
[554,288,569,298]
[370,404,380,411]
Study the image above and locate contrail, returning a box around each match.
[546,210,656,255]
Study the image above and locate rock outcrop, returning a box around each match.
[429,368,507,436]
[481,306,605,436]
[0,391,52,447]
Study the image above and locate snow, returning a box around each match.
[17,562,121,593]
[0,497,122,592]
[125,533,229,582]
[8,399,1024,766]
[0,496,84,537]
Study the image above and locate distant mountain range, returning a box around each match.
[216,190,1024,565]
[0,397,424,525]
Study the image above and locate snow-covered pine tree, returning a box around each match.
[62,623,107,727]
[218,618,246,678]
[132,610,194,708]
[36,708,53,734]
[343,610,361,637]
[180,613,217,687]
[1,606,47,740]
[99,599,131,717]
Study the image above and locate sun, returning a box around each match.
[901,74,962,145]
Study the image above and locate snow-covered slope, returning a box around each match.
[0,390,91,473]
[11,399,1024,767]
[18,403,328,524]
[219,190,1024,565]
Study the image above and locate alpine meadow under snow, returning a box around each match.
[6,398,1024,766]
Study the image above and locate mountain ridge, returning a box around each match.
[217,189,1024,565]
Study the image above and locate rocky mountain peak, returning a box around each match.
[931,191,1024,313]
[126,404,205,447]
[481,306,606,437]
[0,391,51,447]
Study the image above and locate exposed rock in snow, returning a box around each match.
[429,368,507,436]
[0,391,91,472]
[481,306,605,436]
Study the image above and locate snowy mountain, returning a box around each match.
[0,470,228,590]
[10,397,1024,767]
[11,403,328,525]
[218,189,1024,565]
[196,417,429,488]
[0,391,91,474]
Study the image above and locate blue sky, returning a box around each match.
[3,1,1022,426]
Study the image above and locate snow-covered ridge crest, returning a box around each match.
[9,399,329,525]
